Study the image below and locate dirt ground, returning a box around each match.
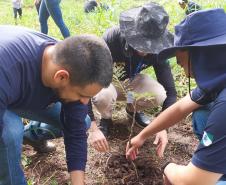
[23,104,198,185]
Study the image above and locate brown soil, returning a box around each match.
[23,104,198,185]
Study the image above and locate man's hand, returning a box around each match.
[70,171,85,185]
[153,130,168,158]
[125,134,146,160]
[88,121,109,152]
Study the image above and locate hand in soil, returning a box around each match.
[126,134,145,160]
[88,127,109,152]
[153,130,168,158]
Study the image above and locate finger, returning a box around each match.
[156,144,163,158]
[92,142,100,151]
[126,146,137,160]
[100,139,109,152]
[125,142,130,155]
[103,138,109,151]
[131,152,136,160]
[126,146,138,160]
[153,136,159,145]
[97,141,106,152]
[159,140,168,157]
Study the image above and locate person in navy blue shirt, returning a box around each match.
[126,9,226,185]
[0,25,112,185]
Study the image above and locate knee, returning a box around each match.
[192,109,209,125]
[92,84,117,107]
[132,74,166,105]
[192,109,209,140]
[2,113,23,145]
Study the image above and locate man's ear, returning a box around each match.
[53,69,70,86]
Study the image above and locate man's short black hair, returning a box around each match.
[53,34,113,88]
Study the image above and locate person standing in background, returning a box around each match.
[12,0,23,25]
[178,0,201,15]
[37,0,70,38]
[34,0,41,14]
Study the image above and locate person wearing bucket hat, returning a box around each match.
[178,0,201,15]
[87,2,177,156]
[84,0,109,13]
[126,8,226,185]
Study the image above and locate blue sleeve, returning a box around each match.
[192,89,226,176]
[61,101,88,172]
[191,87,218,105]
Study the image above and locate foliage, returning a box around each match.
[22,154,32,168]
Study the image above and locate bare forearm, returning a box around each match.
[139,95,200,140]
[89,121,98,131]
[70,171,85,185]
[164,163,222,185]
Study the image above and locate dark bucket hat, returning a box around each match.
[159,8,226,60]
[119,2,174,54]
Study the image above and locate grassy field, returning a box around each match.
[1,0,225,38]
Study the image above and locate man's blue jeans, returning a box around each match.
[39,0,70,38]
[192,103,226,184]
[0,102,90,185]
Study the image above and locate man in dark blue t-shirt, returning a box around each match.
[0,25,112,185]
[126,9,226,185]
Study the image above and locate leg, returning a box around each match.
[13,8,17,24]
[13,102,91,152]
[125,74,166,127]
[18,8,22,19]
[92,84,117,119]
[92,84,117,136]
[45,0,70,38]
[39,0,50,34]
[0,110,27,185]
[129,74,166,111]
[192,103,213,141]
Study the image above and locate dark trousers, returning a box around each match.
[13,8,22,19]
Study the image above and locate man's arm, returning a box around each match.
[88,120,109,152]
[61,102,88,185]
[164,162,222,185]
[87,100,109,152]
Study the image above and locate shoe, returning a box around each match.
[98,118,112,137]
[126,109,151,127]
[23,138,56,153]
